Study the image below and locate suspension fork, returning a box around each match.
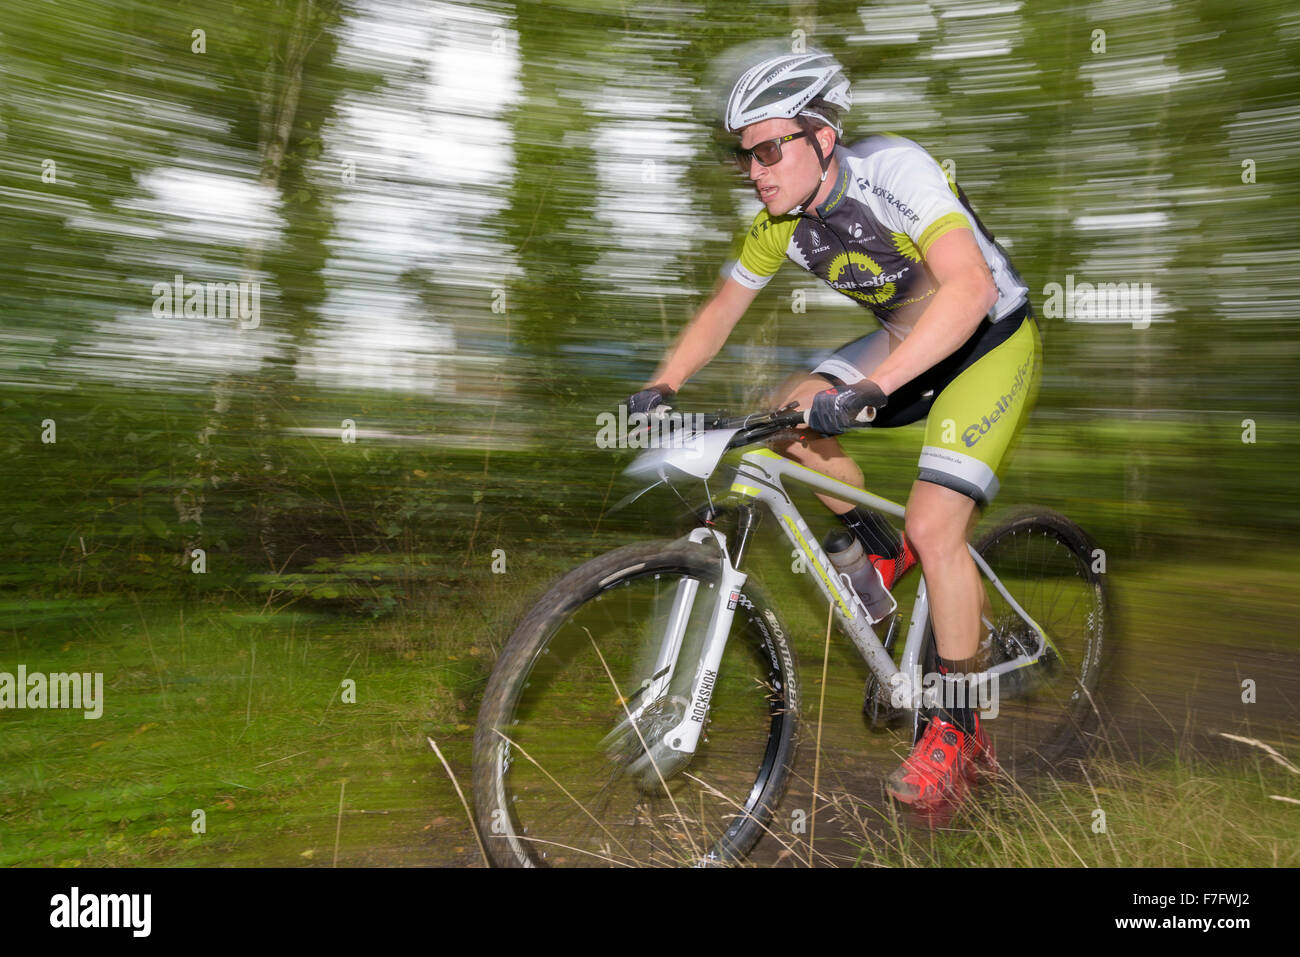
[663,507,758,754]
[621,507,759,759]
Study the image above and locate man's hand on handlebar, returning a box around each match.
[806,379,888,436]
[626,383,675,417]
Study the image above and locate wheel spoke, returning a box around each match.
[942,513,1109,771]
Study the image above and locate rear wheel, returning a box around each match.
[472,540,800,867]
[918,508,1109,771]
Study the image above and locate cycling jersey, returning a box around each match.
[727,134,1028,340]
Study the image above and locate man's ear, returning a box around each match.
[817,123,837,154]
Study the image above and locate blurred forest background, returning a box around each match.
[1,0,1297,866]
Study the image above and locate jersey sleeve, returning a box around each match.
[871,144,973,258]
[726,210,787,290]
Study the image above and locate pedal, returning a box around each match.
[863,673,905,729]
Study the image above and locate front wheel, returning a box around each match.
[919,507,1110,771]
[472,539,800,867]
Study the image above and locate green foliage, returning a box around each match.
[0,0,1297,867]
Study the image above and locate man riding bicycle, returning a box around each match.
[625,43,1043,808]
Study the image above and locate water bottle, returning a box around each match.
[823,529,897,624]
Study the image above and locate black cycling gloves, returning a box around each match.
[807,380,887,436]
[626,383,675,416]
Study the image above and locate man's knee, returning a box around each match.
[770,432,812,465]
[789,374,835,407]
[768,371,815,410]
[768,376,831,462]
[905,492,974,559]
[905,511,954,561]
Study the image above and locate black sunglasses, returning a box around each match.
[732,131,809,171]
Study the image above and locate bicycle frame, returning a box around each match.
[630,444,1061,766]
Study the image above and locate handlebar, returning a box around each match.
[701,402,804,431]
[638,398,876,450]
[694,402,811,448]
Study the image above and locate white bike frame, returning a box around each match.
[630,445,1061,762]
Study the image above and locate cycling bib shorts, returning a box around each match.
[811,302,1042,505]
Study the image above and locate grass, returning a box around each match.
[0,536,1297,867]
[0,551,564,867]
[801,730,1300,869]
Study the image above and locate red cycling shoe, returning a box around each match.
[886,712,998,807]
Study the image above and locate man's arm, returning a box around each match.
[644,276,759,392]
[861,227,998,396]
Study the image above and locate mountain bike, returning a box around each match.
[471,403,1109,867]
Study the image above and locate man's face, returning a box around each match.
[739,117,823,216]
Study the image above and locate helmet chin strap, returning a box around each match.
[788,133,833,217]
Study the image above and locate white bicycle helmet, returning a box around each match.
[723,47,852,135]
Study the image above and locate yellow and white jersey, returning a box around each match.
[727,134,1029,340]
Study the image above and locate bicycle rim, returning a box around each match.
[484,565,792,867]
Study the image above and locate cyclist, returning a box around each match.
[625,43,1043,809]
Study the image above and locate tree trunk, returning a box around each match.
[175,0,316,569]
